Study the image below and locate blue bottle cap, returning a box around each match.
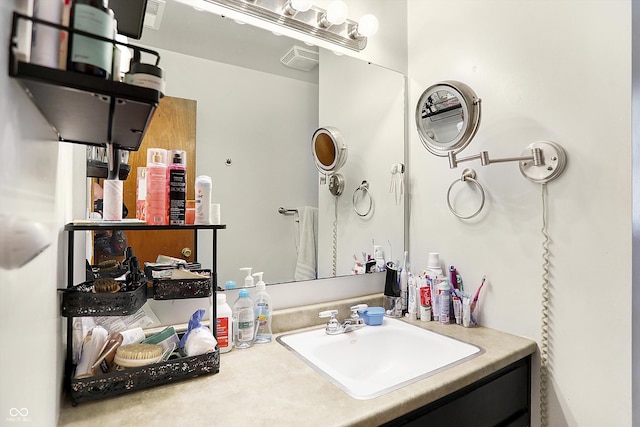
[239,288,250,298]
[225,280,236,290]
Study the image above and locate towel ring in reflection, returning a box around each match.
[353,180,373,217]
[447,168,485,219]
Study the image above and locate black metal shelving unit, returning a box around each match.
[63,223,226,404]
[8,12,161,151]
[8,11,226,404]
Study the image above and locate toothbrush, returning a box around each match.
[470,276,486,325]
[449,266,458,289]
[457,273,464,292]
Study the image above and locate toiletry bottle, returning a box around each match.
[145,148,168,225]
[232,289,254,349]
[136,167,146,221]
[406,271,418,321]
[168,150,187,225]
[216,293,233,353]
[425,252,443,322]
[67,0,114,79]
[239,267,254,287]
[418,275,432,322]
[31,0,63,69]
[194,175,212,225]
[437,278,451,324]
[253,272,272,343]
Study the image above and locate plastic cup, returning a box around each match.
[186,200,196,225]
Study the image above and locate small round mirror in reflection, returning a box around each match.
[415,81,481,157]
[314,133,337,168]
[312,127,348,173]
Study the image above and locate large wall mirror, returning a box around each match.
[131,0,405,287]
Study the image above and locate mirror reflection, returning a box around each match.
[416,81,481,157]
[130,0,405,286]
[419,89,463,144]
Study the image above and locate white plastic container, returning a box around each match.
[437,278,451,324]
[406,273,418,320]
[31,0,63,68]
[194,175,212,225]
[253,272,272,343]
[425,252,443,322]
[216,293,233,353]
[102,179,123,220]
[232,289,254,349]
[145,148,168,225]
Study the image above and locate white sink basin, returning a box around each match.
[277,317,482,400]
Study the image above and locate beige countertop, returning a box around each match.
[57,294,537,426]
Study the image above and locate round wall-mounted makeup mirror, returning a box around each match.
[415,81,481,157]
[312,126,348,173]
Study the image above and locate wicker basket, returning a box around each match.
[152,269,212,300]
[69,349,220,405]
[61,281,147,317]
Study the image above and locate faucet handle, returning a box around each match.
[350,304,368,313]
[349,304,368,325]
[319,310,339,318]
[320,310,342,335]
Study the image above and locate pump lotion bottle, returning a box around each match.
[145,148,168,225]
[253,272,272,343]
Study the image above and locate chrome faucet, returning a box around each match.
[319,304,368,335]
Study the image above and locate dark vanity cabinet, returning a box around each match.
[383,356,531,427]
[62,223,225,404]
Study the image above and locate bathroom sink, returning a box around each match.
[277,317,482,400]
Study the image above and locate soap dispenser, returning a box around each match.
[253,272,272,343]
[239,268,254,287]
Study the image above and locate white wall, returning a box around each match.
[5,1,631,426]
[145,47,319,285]
[0,2,83,425]
[407,1,631,426]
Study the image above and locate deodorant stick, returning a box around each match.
[194,175,212,225]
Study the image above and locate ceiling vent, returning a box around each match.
[280,46,319,72]
[144,0,166,31]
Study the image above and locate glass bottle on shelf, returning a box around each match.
[67,0,114,79]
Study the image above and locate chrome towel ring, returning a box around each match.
[353,180,373,217]
[446,168,485,219]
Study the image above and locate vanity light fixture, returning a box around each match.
[319,1,349,27]
[283,0,312,16]
[174,0,378,52]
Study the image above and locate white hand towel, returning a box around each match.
[294,206,318,281]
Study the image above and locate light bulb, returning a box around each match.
[357,14,379,37]
[326,1,348,25]
[291,0,312,12]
